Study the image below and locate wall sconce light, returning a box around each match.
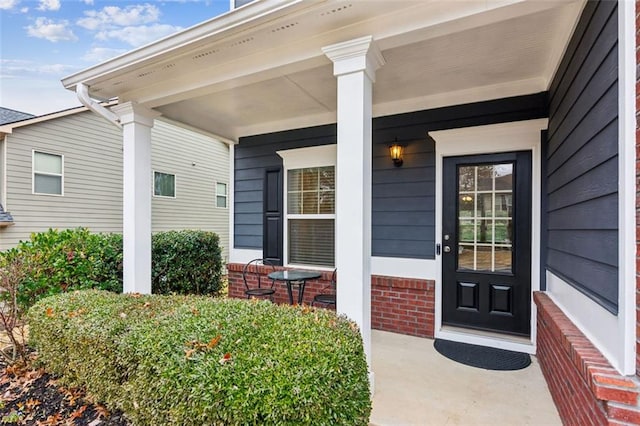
[461,195,473,203]
[389,140,404,167]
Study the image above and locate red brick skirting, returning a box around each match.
[535,292,640,425]
[371,275,434,338]
[227,263,435,338]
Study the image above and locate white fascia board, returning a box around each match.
[61,0,321,90]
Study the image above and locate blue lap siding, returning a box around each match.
[234,93,547,263]
[545,0,619,313]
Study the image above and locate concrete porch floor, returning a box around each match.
[370,330,561,425]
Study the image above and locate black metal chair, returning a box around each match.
[242,258,277,300]
[312,269,336,307]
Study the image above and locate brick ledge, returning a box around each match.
[534,292,640,423]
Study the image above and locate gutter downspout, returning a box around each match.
[76,83,122,129]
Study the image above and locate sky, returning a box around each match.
[0,0,230,116]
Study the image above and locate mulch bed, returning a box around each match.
[0,359,130,425]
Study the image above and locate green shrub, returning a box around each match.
[2,228,122,311]
[152,230,223,296]
[28,290,371,425]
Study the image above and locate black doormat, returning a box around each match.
[434,339,531,371]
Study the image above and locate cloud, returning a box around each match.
[96,24,182,47]
[0,0,19,10]
[1,59,77,77]
[82,46,127,63]
[82,0,94,4]
[37,0,60,11]
[77,4,161,31]
[26,17,77,42]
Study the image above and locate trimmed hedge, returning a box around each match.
[28,290,371,425]
[152,230,223,296]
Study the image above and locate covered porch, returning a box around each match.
[61,0,639,423]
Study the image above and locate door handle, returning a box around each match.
[443,246,451,253]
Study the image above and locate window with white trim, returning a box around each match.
[216,182,227,208]
[278,145,336,268]
[154,171,175,197]
[33,151,63,195]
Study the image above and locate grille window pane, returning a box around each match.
[287,167,335,214]
[457,163,513,273]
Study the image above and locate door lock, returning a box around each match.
[443,246,451,253]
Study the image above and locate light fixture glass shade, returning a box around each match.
[389,144,403,167]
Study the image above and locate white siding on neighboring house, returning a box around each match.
[0,110,230,262]
[151,120,230,261]
[2,111,123,249]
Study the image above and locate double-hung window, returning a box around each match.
[278,145,336,268]
[33,151,63,195]
[216,182,228,208]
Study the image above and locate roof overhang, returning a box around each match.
[62,0,585,140]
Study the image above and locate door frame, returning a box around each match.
[431,118,547,354]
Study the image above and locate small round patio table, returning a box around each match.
[267,270,322,305]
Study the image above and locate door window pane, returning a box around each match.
[457,162,513,273]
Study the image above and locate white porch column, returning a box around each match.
[112,102,160,294]
[323,36,385,370]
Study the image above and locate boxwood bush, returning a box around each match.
[152,230,223,296]
[28,290,371,425]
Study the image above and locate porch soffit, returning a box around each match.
[62,0,584,140]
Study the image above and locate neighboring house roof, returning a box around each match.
[0,107,35,125]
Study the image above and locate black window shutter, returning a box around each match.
[263,168,283,265]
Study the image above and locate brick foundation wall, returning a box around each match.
[371,275,434,338]
[227,263,435,338]
[535,292,640,425]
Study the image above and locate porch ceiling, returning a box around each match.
[62,0,584,141]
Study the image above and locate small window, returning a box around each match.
[216,182,227,208]
[33,151,63,195]
[154,171,175,197]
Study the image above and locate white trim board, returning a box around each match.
[431,118,547,351]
